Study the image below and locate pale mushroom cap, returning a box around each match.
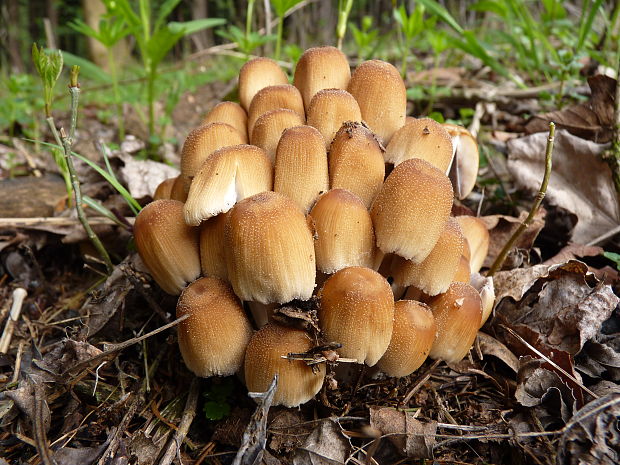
[309,189,376,273]
[347,59,406,145]
[376,300,437,377]
[455,215,489,274]
[244,323,325,407]
[273,125,329,213]
[250,109,305,163]
[385,117,454,173]
[177,277,253,377]
[470,272,495,327]
[445,123,479,200]
[293,46,351,110]
[370,158,454,263]
[238,57,289,111]
[247,84,305,138]
[225,191,316,304]
[134,200,200,295]
[428,282,482,363]
[390,217,465,296]
[180,122,245,193]
[199,212,230,281]
[307,89,362,148]
[329,121,385,208]
[318,266,394,366]
[184,144,273,225]
[153,177,176,201]
[202,101,249,143]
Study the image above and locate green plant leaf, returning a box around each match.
[154,0,182,32]
[168,18,226,36]
[61,51,112,84]
[203,400,230,421]
[416,0,464,34]
[270,0,304,17]
[604,251,620,270]
[32,44,63,111]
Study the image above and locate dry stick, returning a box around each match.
[0,217,135,228]
[32,381,56,465]
[487,122,555,277]
[157,377,201,465]
[401,359,441,406]
[0,288,28,354]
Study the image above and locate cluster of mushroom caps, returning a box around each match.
[135,46,494,408]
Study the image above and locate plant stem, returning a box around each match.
[487,122,555,277]
[274,15,283,60]
[602,54,620,204]
[146,65,158,157]
[108,48,124,140]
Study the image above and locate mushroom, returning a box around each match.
[202,101,249,143]
[244,323,325,407]
[238,57,289,111]
[273,125,329,213]
[177,277,253,377]
[247,84,305,138]
[250,109,305,163]
[307,89,362,149]
[455,215,489,274]
[153,177,176,201]
[318,266,394,366]
[199,211,230,281]
[133,200,200,295]
[444,123,479,200]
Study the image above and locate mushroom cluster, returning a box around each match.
[139,46,494,407]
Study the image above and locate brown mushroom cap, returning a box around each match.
[170,175,187,202]
[329,121,385,208]
[444,123,479,200]
[293,46,351,110]
[134,200,200,295]
[455,215,489,274]
[244,323,325,407]
[247,84,305,138]
[273,125,329,213]
[427,282,482,363]
[153,177,176,201]
[307,89,362,149]
[238,57,289,111]
[309,189,376,273]
[385,117,454,172]
[199,212,230,281]
[318,266,394,366]
[202,101,249,143]
[347,60,406,145]
[177,277,253,377]
[250,109,305,163]
[376,300,437,377]
[225,191,316,304]
[370,158,453,263]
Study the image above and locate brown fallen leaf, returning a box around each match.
[476,332,519,373]
[507,129,619,244]
[369,406,437,458]
[117,151,179,200]
[293,419,350,465]
[542,243,604,266]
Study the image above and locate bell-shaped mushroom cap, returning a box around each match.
[371,158,453,263]
[385,118,454,173]
[184,144,273,225]
[202,101,249,143]
[347,60,406,145]
[238,57,289,111]
[170,175,187,202]
[307,89,362,149]
[134,200,200,295]
[199,211,229,281]
[455,215,489,274]
[293,46,351,110]
[428,282,482,363]
[470,272,495,327]
[153,177,176,201]
[318,267,394,366]
[244,323,325,407]
[177,277,253,377]
[180,122,245,193]
[453,254,471,283]
[273,125,329,213]
[226,191,316,304]
[250,109,305,163]
[329,122,385,208]
[444,123,479,199]
[390,217,464,296]
[247,84,305,138]
[376,300,437,377]
[309,189,376,273]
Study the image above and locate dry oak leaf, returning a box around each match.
[369,406,437,458]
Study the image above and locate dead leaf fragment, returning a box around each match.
[369,407,437,458]
[293,420,350,465]
[118,152,179,200]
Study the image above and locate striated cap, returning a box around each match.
[309,189,376,273]
[444,123,479,199]
[376,300,437,377]
[318,266,394,366]
[134,200,200,295]
[225,191,316,304]
[184,144,273,225]
[371,158,453,263]
[428,282,482,363]
[273,125,329,213]
[347,60,406,145]
[153,177,176,201]
[170,175,187,202]
[455,215,489,274]
[180,122,244,193]
[307,89,362,149]
[250,109,305,163]
[199,211,230,281]
[202,101,249,143]
[244,323,325,407]
[385,118,454,173]
[293,46,351,110]
[177,277,253,377]
[238,57,289,111]
[247,84,305,138]
[329,122,385,208]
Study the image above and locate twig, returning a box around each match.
[95,392,141,465]
[586,224,620,246]
[487,122,555,276]
[157,377,201,465]
[0,216,135,228]
[120,263,170,322]
[401,359,441,406]
[32,381,55,465]
[0,288,28,354]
